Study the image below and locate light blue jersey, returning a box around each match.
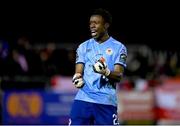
[75,37,127,106]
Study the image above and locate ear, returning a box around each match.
[105,23,110,29]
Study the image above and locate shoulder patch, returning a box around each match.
[119,53,127,63]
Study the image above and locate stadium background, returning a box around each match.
[0,1,180,125]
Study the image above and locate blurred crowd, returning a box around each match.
[0,36,76,77]
[0,35,180,90]
[123,44,180,91]
[1,35,180,124]
[126,45,180,79]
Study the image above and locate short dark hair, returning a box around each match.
[91,8,112,25]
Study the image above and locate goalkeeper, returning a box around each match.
[69,8,127,125]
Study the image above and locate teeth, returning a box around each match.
[92,32,97,36]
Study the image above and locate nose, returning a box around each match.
[90,23,95,29]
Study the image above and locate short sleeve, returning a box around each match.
[75,44,85,64]
[115,45,127,67]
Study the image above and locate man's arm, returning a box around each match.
[75,63,84,74]
[108,64,124,82]
[72,63,84,88]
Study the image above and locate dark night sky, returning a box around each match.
[0,1,179,50]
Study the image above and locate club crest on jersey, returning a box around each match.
[106,48,113,55]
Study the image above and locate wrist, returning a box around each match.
[104,68,110,76]
[73,73,82,80]
[75,73,82,76]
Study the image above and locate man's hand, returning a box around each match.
[93,58,110,76]
[72,73,84,88]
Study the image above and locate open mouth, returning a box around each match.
[91,30,97,36]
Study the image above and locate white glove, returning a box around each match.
[93,58,110,76]
[72,73,84,88]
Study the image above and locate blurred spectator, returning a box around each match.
[0,39,9,59]
[50,48,75,76]
[152,50,167,77]
[164,52,180,77]
[126,45,151,79]
[0,39,10,76]
[64,49,75,76]
[12,49,28,73]
[40,48,56,76]
[3,48,29,76]
[15,36,43,76]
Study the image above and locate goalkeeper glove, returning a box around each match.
[72,73,84,88]
[93,58,110,76]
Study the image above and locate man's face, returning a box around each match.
[89,15,107,39]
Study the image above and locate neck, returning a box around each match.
[95,33,110,43]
